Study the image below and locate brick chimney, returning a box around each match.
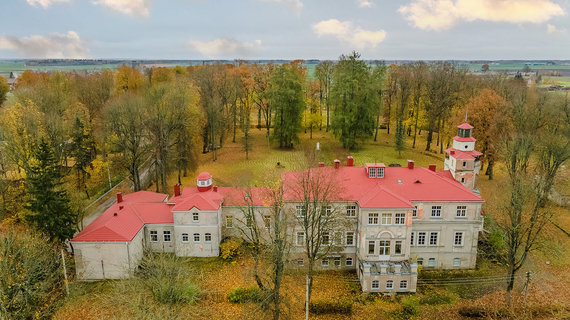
[318,162,325,167]
[450,150,455,155]
[174,184,181,197]
[334,159,340,169]
[347,156,354,167]
[213,186,218,192]
[407,160,415,170]
[116,192,123,203]
[428,164,436,172]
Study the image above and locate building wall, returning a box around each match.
[452,140,475,151]
[74,228,144,280]
[145,224,175,253]
[358,208,413,262]
[172,208,221,257]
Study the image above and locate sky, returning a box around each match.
[0,0,569,60]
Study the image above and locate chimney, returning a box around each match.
[407,160,415,170]
[213,186,218,192]
[174,184,181,197]
[119,205,124,210]
[347,156,354,167]
[450,150,455,155]
[318,162,325,167]
[428,164,436,172]
[116,192,123,203]
[334,159,340,169]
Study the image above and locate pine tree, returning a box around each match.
[69,117,96,198]
[395,118,405,157]
[25,140,77,243]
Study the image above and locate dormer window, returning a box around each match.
[366,163,385,178]
[369,167,377,178]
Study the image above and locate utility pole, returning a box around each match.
[61,249,69,296]
[305,274,309,320]
[523,271,531,304]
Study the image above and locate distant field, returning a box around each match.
[461,62,570,72]
[0,60,123,77]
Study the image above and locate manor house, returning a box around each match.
[71,122,484,293]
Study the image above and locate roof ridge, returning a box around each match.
[420,167,483,200]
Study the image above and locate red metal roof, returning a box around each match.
[445,148,483,160]
[71,192,171,242]
[366,163,386,168]
[170,189,224,211]
[457,122,474,129]
[197,172,212,180]
[453,136,477,142]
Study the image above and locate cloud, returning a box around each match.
[258,0,303,15]
[0,31,89,59]
[357,0,374,8]
[26,0,70,8]
[93,0,151,17]
[313,19,386,49]
[189,38,262,58]
[399,0,565,31]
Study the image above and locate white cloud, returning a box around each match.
[357,0,374,8]
[313,19,386,49]
[189,38,262,58]
[0,31,89,59]
[547,24,557,33]
[93,0,151,17]
[258,0,303,15]
[26,0,70,8]
[399,0,565,31]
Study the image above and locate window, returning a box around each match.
[412,206,418,218]
[377,167,384,178]
[297,259,304,266]
[296,206,306,218]
[428,258,435,267]
[346,257,353,266]
[429,232,439,246]
[386,280,393,289]
[296,232,305,246]
[454,232,464,246]
[324,206,333,216]
[417,258,423,266]
[192,212,199,222]
[182,233,189,243]
[456,206,467,217]
[150,230,158,242]
[400,280,408,289]
[226,216,233,228]
[462,161,467,168]
[369,167,377,178]
[205,233,212,242]
[322,232,330,245]
[461,178,465,183]
[334,257,341,267]
[395,213,406,225]
[321,259,329,267]
[381,213,392,225]
[163,231,171,242]
[346,205,356,217]
[372,280,379,290]
[410,232,415,246]
[417,232,426,246]
[346,232,355,246]
[395,241,402,254]
[193,233,200,242]
[368,213,379,225]
[453,258,461,267]
[379,240,390,255]
[431,206,442,217]
[264,215,271,229]
[368,241,375,255]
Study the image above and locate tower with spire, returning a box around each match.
[443,122,483,191]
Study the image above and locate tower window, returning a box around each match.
[462,161,467,167]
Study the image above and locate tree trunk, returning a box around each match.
[253,255,265,291]
[486,160,494,180]
[506,265,516,304]
[374,111,381,142]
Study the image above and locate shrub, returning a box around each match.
[457,306,486,318]
[390,296,419,320]
[137,253,200,304]
[309,298,353,315]
[228,286,263,303]
[0,229,66,320]
[219,237,243,261]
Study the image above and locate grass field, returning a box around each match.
[57,126,570,319]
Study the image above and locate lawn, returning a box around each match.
[57,126,570,319]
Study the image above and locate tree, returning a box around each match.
[25,140,77,242]
[252,63,276,138]
[290,168,342,307]
[0,76,9,106]
[497,88,570,303]
[409,62,428,148]
[393,65,413,156]
[68,116,97,198]
[371,64,387,142]
[305,81,324,139]
[315,61,334,132]
[382,65,398,135]
[269,62,305,148]
[104,94,149,191]
[115,65,144,93]
[481,64,490,72]
[330,52,377,150]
